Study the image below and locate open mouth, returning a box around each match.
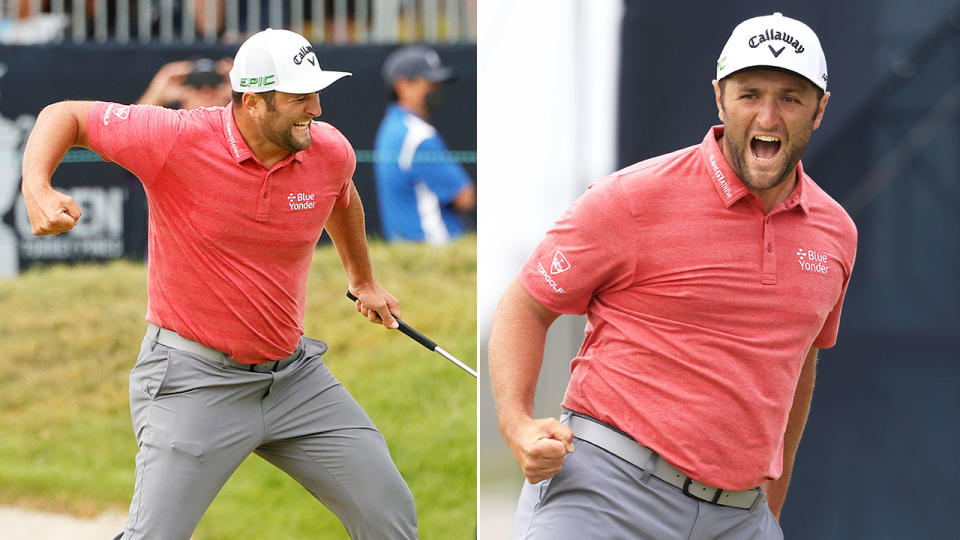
[750,135,781,162]
[293,121,310,131]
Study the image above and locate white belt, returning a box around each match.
[562,412,766,511]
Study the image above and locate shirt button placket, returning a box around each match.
[761,216,777,285]
[255,171,271,221]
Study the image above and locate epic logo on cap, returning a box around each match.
[240,75,277,88]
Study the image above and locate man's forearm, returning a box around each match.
[22,101,89,191]
[490,279,579,482]
[765,347,818,519]
[324,182,375,287]
[489,279,559,435]
[21,101,93,235]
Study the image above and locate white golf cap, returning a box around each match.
[229,28,351,94]
[716,12,828,91]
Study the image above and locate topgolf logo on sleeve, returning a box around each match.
[101,104,130,126]
[550,250,571,274]
[537,249,570,294]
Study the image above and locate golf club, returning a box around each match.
[346,291,477,378]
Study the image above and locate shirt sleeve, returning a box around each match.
[813,238,857,349]
[408,134,471,203]
[519,177,637,315]
[86,102,183,187]
[333,130,357,208]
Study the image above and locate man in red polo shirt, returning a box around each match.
[490,13,856,539]
[22,29,417,540]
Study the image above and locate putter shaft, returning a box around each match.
[347,291,477,378]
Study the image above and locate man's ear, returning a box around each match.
[241,92,262,118]
[712,79,725,123]
[812,91,830,131]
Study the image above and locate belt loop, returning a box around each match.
[146,323,160,341]
[271,360,280,372]
[748,489,766,512]
[640,452,657,484]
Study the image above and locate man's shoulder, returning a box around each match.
[400,112,438,141]
[308,120,348,143]
[609,143,703,191]
[306,121,355,165]
[803,175,858,245]
[160,105,222,136]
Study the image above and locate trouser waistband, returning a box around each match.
[561,410,766,511]
[145,323,302,373]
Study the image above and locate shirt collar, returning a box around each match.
[221,106,253,163]
[220,106,305,165]
[700,125,810,215]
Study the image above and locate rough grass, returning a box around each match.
[0,235,477,539]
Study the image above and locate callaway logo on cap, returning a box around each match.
[229,28,351,94]
[716,12,828,91]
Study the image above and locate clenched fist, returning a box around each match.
[22,184,82,235]
[503,416,575,484]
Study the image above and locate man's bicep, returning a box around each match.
[514,278,563,328]
[490,279,561,360]
[56,101,95,149]
[804,347,818,369]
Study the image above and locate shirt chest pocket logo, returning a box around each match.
[287,192,316,211]
[796,246,830,276]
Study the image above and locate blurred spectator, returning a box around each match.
[137,57,233,109]
[374,45,475,245]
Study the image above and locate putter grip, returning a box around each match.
[346,291,438,351]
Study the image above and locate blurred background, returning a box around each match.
[478,1,959,539]
[0,0,477,273]
[0,1,476,539]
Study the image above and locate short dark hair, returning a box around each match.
[231,90,276,109]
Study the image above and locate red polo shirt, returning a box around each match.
[520,126,857,490]
[87,103,354,363]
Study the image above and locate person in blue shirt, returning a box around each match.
[375,45,475,244]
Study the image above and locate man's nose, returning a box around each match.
[755,97,780,130]
[306,93,322,117]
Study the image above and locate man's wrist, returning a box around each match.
[498,409,534,442]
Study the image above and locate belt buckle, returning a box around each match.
[681,477,724,504]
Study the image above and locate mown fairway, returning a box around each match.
[0,236,477,539]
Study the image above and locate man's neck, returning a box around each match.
[396,99,429,120]
[233,106,290,169]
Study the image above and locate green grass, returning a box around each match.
[0,235,477,539]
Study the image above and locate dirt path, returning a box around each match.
[0,505,126,540]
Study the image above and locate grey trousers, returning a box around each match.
[513,438,782,540]
[121,333,418,540]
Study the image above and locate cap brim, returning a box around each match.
[280,70,352,94]
[422,66,455,83]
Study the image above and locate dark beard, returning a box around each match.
[724,136,801,191]
[266,124,311,152]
